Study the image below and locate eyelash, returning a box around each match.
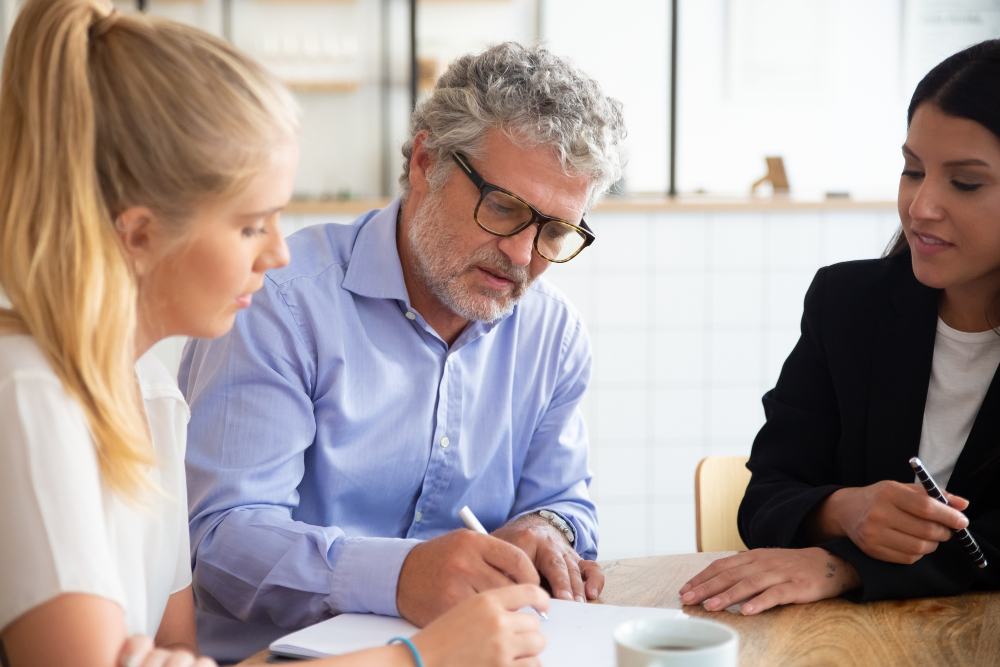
[242,227,267,238]
[901,170,983,192]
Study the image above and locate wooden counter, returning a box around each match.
[237,551,1000,666]
[284,196,897,216]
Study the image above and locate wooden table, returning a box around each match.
[237,551,1000,666]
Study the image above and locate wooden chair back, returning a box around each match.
[695,456,752,552]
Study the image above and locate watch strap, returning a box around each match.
[537,509,576,546]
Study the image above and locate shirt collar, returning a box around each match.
[341,197,517,344]
[341,198,410,302]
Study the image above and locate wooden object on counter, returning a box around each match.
[695,456,751,552]
[236,551,1000,666]
[751,156,790,196]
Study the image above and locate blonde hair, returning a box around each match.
[0,0,298,500]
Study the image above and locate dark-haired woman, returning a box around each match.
[680,39,1000,614]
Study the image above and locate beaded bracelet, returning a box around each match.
[388,637,424,667]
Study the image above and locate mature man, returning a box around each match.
[181,42,627,663]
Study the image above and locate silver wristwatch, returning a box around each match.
[537,510,575,546]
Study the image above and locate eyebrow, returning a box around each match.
[239,205,285,219]
[902,144,990,168]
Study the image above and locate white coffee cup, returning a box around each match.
[615,617,739,667]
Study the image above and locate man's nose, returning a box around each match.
[497,225,536,267]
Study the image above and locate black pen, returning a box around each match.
[909,457,987,569]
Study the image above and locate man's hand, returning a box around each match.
[809,482,970,564]
[679,548,861,615]
[492,513,604,603]
[397,529,539,627]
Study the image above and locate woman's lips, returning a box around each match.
[235,294,253,309]
[912,231,953,256]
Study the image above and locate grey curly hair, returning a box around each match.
[399,42,627,212]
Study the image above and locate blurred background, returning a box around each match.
[3,0,998,558]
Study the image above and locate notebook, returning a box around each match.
[270,599,686,666]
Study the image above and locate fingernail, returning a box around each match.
[706,597,721,610]
[741,604,754,615]
[575,595,585,603]
[679,583,691,594]
[681,591,696,604]
[560,591,573,600]
[588,587,597,598]
[122,656,137,667]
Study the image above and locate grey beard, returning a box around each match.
[406,194,531,323]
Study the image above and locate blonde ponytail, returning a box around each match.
[0,0,297,500]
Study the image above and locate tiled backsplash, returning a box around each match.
[152,204,900,559]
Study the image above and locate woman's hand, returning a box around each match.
[679,548,861,615]
[117,635,217,667]
[810,482,970,564]
[411,584,549,667]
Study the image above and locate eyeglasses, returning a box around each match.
[451,153,596,263]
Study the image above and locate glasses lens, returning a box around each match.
[477,190,532,234]
[537,220,586,262]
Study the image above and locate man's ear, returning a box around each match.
[114,206,160,278]
[408,130,436,196]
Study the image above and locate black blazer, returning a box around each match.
[739,249,1000,601]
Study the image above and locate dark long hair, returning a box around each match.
[884,40,1000,326]
[885,39,1000,257]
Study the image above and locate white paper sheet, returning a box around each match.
[270,599,686,666]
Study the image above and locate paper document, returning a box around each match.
[270,599,686,666]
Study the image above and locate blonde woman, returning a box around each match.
[0,1,549,667]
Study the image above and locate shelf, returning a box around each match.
[283,80,360,94]
[285,196,897,216]
[593,196,898,213]
[286,199,387,215]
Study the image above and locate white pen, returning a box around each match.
[458,505,549,620]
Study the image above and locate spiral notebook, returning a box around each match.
[269,599,685,666]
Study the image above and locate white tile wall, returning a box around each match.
[150,206,900,560]
[541,207,900,559]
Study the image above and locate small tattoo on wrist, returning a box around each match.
[826,562,836,578]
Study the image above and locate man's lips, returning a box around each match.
[477,266,515,286]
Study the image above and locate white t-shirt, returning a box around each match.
[0,333,191,637]
[917,318,1000,490]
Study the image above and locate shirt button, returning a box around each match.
[405,311,416,320]
[415,511,423,522]
[440,436,450,448]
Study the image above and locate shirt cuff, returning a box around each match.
[327,537,423,617]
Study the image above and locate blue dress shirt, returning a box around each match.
[180,199,597,662]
